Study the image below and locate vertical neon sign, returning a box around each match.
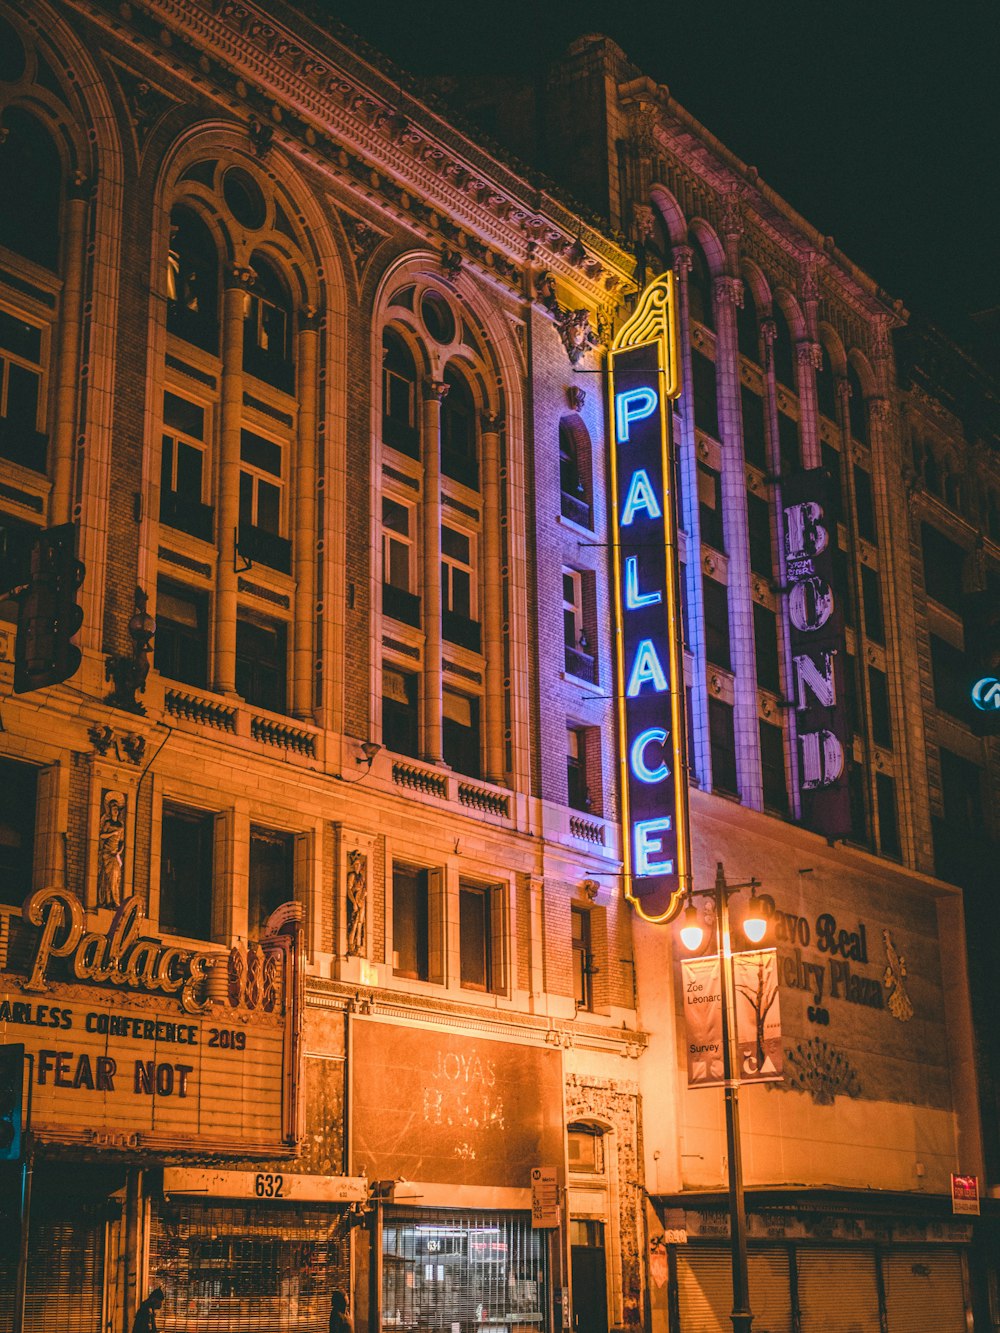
[609,274,689,923]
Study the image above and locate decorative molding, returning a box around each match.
[567,385,586,412]
[554,307,598,365]
[713,275,744,308]
[334,206,388,281]
[882,930,914,1022]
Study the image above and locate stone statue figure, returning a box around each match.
[346,849,367,956]
[97,790,126,908]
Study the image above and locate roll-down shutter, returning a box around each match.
[882,1248,966,1332]
[25,1214,105,1333]
[797,1248,880,1333]
[677,1248,792,1333]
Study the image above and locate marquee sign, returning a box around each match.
[609,274,689,922]
[0,889,303,1156]
[781,469,851,838]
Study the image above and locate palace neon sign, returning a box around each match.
[609,275,689,922]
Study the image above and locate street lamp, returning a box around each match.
[680,861,767,1333]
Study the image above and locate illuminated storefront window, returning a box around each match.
[382,1210,548,1332]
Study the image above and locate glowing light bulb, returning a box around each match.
[743,894,767,944]
[679,904,704,952]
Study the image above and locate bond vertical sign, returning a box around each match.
[782,469,851,838]
[609,275,689,922]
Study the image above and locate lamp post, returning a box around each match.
[680,862,767,1333]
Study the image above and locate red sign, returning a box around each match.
[951,1174,980,1216]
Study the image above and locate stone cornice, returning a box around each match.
[90,0,634,307]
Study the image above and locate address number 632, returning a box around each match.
[254,1173,284,1197]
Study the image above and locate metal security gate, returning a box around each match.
[382,1208,549,1331]
[882,1249,967,1332]
[676,1248,793,1333]
[797,1248,881,1333]
[149,1199,350,1332]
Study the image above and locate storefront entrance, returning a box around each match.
[381,1208,549,1332]
[148,1198,349,1332]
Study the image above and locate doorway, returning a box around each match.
[571,1218,608,1333]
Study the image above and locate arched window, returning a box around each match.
[382,328,418,458]
[559,414,593,528]
[167,206,219,353]
[686,242,714,330]
[772,308,795,392]
[244,253,293,392]
[816,341,838,421]
[567,1122,605,1173]
[441,364,478,490]
[0,108,61,271]
[846,364,868,445]
[736,286,760,362]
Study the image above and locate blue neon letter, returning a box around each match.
[624,556,662,610]
[626,639,669,696]
[621,470,662,526]
[615,387,659,442]
[630,728,670,783]
[634,818,673,876]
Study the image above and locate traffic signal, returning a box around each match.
[13,522,85,694]
[0,1043,25,1162]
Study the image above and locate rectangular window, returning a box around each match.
[382,497,420,628]
[248,827,294,936]
[759,719,787,815]
[692,349,720,440]
[753,602,781,694]
[441,524,480,651]
[921,523,966,613]
[868,665,893,749]
[697,462,725,552]
[0,756,37,906]
[393,864,429,981]
[740,385,767,471]
[860,564,884,644]
[747,493,773,578]
[563,568,595,683]
[0,515,39,624]
[383,666,419,758]
[703,576,731,671]
[930,634,969,720]
[876,773,901,859]
[847,758,870,847]
[559,416,592,528]
[0,306,46,471]
[571,905,593,1011]
[567,727,590,812]
[236,615,287,714]
[459,882,499,992]
[939,748,983,834]
[153,580,209,690]
[777,411,799,477]
[709,697,738,796]
[832,544,854,628]
[159,803,214,941]
[822,441,843,528]
[238,428,290,573]
[853,465,878,544]
[442,688,480,778]
[161,392,212,541]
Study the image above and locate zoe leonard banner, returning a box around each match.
[682,949,783,1088]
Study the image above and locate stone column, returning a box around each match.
[51,177,90,526]
[481,411,505,784]
[421,379,448,764]
[795,340,823,469]
[714,274,762,808]
[213,265,253,696]
[671,244,710,787]
[292,308,320,720]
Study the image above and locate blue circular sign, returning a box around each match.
[971,677,1000,712]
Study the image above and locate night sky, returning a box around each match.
[320,0,999,338]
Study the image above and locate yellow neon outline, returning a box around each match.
[608,272,689,924]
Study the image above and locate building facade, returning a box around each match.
[1,7,998,1333]
[0,3,647,1331]
[438,33,999,1333]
